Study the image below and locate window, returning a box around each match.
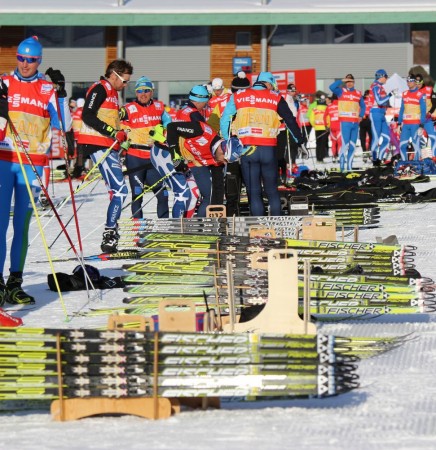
[169,27,209,45]
[309,25,326,44]
[72,27,104,47]
[334,25,354,44]
[26,27,65,47]
[236,32,252,48]
[363,24,409,43]
[270,25,302,45]
[126,27,161,46]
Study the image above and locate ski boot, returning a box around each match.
[101,227,120,253]
[5,275,35,305]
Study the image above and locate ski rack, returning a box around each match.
[223,248,316,335]
[50,314,220,422]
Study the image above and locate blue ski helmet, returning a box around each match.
[17,36,43,60]
[135,76,154,92]
[256,72,277,89]
[375,69,388,80]
[189,85,210,102]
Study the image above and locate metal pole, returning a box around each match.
[260,0,268,72]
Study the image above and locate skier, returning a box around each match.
[324,94,341,163]
[120,76,172,219]
[329,73,365,171]
[161,120,244,217]
[359,89,373,162]
[78,59,133,253]
[415,73,436,158]
[309,94,328,163]
[369,69,391,163]
[398,75,427,161]
[177,84,225,208]
[0,36,71,308]
[220,72,305,216]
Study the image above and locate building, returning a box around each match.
[1,0,435,104]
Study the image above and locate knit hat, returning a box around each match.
[211,78,224,90]
[342,74,355,82]
[375,69,388,80]
[135,76,154,91]
[231,71,250,92]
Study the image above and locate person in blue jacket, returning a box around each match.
[370,69,392,163]
[329,74,365,171]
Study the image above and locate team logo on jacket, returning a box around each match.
[41,84,53,95]
[128,104,138,113]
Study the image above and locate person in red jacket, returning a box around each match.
[78,59,133,252]
[324,94,341,163]
[120,76,172,219]
[0,36,71,311]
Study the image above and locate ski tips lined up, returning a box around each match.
[0,327,411,402]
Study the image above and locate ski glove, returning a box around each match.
[45,67,67,98]
[149,124,167,143]
[173,154,187,173]
[104,125,128,142]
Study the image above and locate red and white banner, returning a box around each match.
[248,69,317,96]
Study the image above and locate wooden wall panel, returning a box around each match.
[0,27,25,74]
[106,27,118,67]
[210,26,269,88]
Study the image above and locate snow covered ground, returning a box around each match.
[1,152,436,450]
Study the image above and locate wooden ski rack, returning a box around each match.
[51,246,314,421]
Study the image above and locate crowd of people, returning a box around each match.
[1,35,436,321]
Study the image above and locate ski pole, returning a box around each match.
[47,177,102,250]
[8,119,97,296]
[8,121,69,320]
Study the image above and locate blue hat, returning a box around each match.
[135,76,154,91]
[375,69,388,80]
[189,85,210,102]
[17,36,43,60]
[256,72,277,88]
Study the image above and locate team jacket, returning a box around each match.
[229,88,282,146]
[78,79,120,149]
[399,89,426,125]
[120,99,170,158]
[419,85,435,115]
[297,102,310,127]
[72,107,83,141]
[176,102,206,123]
[324,101,340,131]
[181,121,222,167]
[0,73,61,165]
[369,81,390,111]
[338,88,364,122]
[329,80,365,123]
[309,104,327,130]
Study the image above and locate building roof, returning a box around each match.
[1,0,436,26]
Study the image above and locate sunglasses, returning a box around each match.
[136,89,152,94]
[17,55,40,64]
[407,78,416,82]
[113,71,129,85]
